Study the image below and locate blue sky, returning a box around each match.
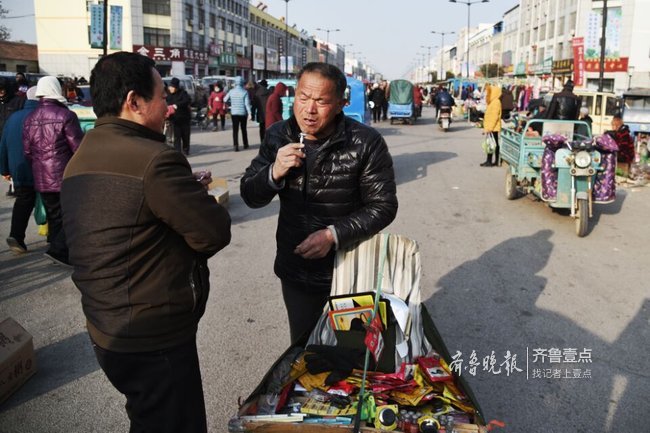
[3,0,519,79]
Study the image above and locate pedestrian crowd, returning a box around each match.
[0,55,397,433]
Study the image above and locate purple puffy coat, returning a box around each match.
[23,99,83,192]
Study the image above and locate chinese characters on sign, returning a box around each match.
[90,4,104,49]
[572,37,585,87]
[447,347,593,380]
[109,6,123,50]
[133,45,209,64]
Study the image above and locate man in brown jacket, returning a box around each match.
[61,52,231,433]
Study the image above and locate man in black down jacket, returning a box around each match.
[546,79,581,121]
[61,52,231,433]
[166,77,192,155]
[241,63,398,344]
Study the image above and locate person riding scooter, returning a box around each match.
[435,87,455,127]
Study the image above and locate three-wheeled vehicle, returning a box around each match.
[500,119,618,237]
[343,76,371,125]
[388,79,416,125]
[622,88,650,174]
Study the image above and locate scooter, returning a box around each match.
[438,106,452,132]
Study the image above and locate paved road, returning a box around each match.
[1,107,648,432]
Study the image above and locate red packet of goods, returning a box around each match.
[364,313,384,364]
[327,381,356,396]
[418,357,453,382]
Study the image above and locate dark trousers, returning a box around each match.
[259,120,266,143]
[381,101,388,120]
[372,106,382,123]
[173,120,191,154]
[485,131,500,164]
[40,192,67,258]
[231,115,249,150]
[281,280,330,344]
[93,337,207,433]
[213,113,226,130]
[10,186,36,242]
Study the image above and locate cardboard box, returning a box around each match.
[209,177,229,207]
[0,317,37,404]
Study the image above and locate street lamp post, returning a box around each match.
[449,0,489,78]
[420,45,436,82]
[628,65,635,90]
[431,30,455,82]
[284,0,290,78]
[316,27,340,64]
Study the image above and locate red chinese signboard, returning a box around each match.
[572,37,585,87]
[133,45,209,64]
[584,57,629,72]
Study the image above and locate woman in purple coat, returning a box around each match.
[23,76,84,266]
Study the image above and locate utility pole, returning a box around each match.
[284,0,290,78]
[598,0,608,91]
[103,0,108,56]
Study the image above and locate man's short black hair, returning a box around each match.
[90,51,157,118]
[297,62,347,100]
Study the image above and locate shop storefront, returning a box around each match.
[218,52,237,77]
[251,45,266,81]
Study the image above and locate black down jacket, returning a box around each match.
[241,113,398,290]
[546,90,581,121]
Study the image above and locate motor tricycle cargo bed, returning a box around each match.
[500,128,545,172]
[229,235,487,433]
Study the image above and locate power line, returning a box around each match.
[4,14,35,19]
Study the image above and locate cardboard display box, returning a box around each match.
[0,317,37,404]
[209,177,229,207]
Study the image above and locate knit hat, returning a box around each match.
[35,76,67,104]
[169,77,180,88]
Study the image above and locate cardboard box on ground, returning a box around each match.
[0,318,37,404]
[208,177,229,207]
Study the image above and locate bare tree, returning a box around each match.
[0,1,11,41]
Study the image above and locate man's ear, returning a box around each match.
[124,90,139,113]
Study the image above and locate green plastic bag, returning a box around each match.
[481,134,496,155]
[34,193,47,226]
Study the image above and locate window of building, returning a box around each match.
[226,19,234,33]
[539,24,546,41]
[243,26,248,38]
[185,3,193,21]
[548,20,555,38]
[235,23,241,36]
[144,27,171,46]
[569,12,577,34]
[186,31,193,49]
[143,0,170,16]
[210,13,216,29]
[16,64,27,73]
[219,16,225,31]
[0,64,6,72]
[558,16,565,36]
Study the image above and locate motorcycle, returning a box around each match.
[438,106,452,131]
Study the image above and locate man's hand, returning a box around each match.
[272,142,305,182]
[193,170,212,190]
[294,229,334,259]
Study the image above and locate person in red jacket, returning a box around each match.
[265,81,287,128]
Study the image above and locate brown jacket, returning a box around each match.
[61,117,231,352]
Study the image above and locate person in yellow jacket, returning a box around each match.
[481,85,502,167]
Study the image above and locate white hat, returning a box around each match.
[35,76,67,104]
[26,86,38,100]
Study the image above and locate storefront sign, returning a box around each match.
[133,45,209,64]
[209,43,221,57]
[236,55,251,68]
[584,57,629,72]
[279,56,294,74]
[572,37,585,87]
[266,48,279,72]
[552,59,574,75]
[515,62,527,76]
[252,45,265,70]
[219,52,237,66]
